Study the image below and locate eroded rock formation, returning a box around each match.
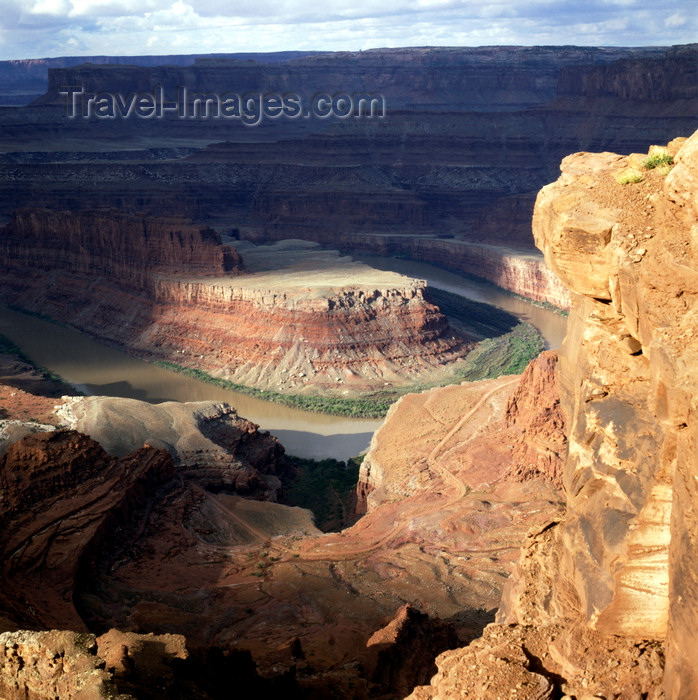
[411,133,698,699]
[56,395,288,498]
[0,430,175,631]
[365,604,460,698]
[0,345,565,697]
[1,47,695,309]
[0,209,471,394]
[0,630,119,700]
[239,231,572,309]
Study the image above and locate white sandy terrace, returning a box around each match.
[199,238,426,293]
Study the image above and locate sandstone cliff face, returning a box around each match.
[412,133,698,699]
[558,44,698,101]
[1,208,242,289]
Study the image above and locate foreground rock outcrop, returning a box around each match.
[412,133,698,698]
[0,430,175,631]
[0,627,291,699]
[0,345,566,697]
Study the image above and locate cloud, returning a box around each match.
[665,12,687,29]
[0,0,695,59]
[26,0,72,16]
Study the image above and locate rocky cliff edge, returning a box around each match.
[410,132,698,699]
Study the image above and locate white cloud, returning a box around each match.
[26,0,71,16]
[665,12,687,29]
[0,0,695,59]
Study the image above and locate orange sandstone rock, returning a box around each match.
[413,131,698,699]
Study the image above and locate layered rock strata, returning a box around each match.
[412,134,698,698]
[0,210,470,393]
[1,48,695,310]
[241,231,573,309]
[0,329,568,697]
[0,208,243,286]
[0,352,559,697]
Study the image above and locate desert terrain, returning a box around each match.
[0,45,696,699]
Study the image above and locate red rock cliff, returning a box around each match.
[1,208,243,290]
[411,133,698,699]
[0,208,470,394]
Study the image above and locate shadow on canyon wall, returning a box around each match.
[0,45,695,254]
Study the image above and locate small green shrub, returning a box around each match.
[617,172,643,185]
[643,152,674,170]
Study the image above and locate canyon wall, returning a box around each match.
[557,44,698,101]
[0,392,290,630]
[0,51,319,105]
[1,208,243,288]
[0,420,299,699]
[412,134,698,698]
[41,46,652,111]
[1,46,696,309]
[0,208,471,393]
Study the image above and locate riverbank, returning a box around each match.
[0,252,561,458]
[154,318,542,419]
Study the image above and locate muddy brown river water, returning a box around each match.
[0,257,567,460]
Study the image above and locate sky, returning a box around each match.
[0,0,695,61]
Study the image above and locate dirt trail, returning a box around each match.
[196,377,520,562]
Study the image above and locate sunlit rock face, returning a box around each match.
[533,135,696,649]
[412,133,698,699]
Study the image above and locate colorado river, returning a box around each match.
[0,257,567,460]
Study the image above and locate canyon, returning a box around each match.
[0,131,696,698]
[0,45,697,699]
[0,45,696,306]
[0,209,475,398]
[0,346,566,697]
